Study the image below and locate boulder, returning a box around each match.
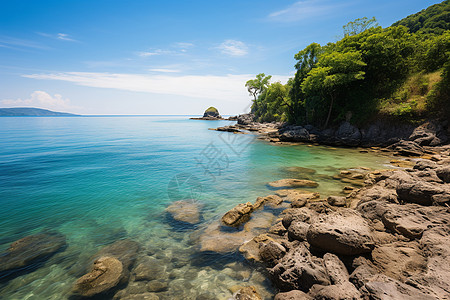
[274,290,312,300]
[259,241,286,266]
[253,195,283,209]
[323,253,349,285]
[335,122,362,146]
[0,232,66,280]
[269,243,331,292]
[306,209,375,255]
[279,126,311,142]
[239,233,285,263]
[73,256,125,297]
[327,196,346,207]
[133,256,167,281]
[221,202,254,227]
[435,166,450,183]
[94,239,140,270]
[237,113,255,125]
[388,140,424,156]
[287,221,309,241]
[371,241,426,281]
[396,181,446,206]
[165,200,201,224]
[268,179,318,189]
[308,282,362,300]
[360,274,435,300]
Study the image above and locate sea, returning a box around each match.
[0,116,391,299]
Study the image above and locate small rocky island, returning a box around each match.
[190,107,237,121]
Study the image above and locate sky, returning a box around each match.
[0,0,442,115]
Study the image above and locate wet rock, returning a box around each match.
[239,233,285,263]
[73,256,125,297]
[270,243,330,292]
[222,202,254,227]
[308,282,362,300]
[275,189,320,202]
[165,200,201,225]
[0,232,66,280]
[253,195,283,209]
[291,198,307,208]
[198,221,254,253]
[306,209,375,255]
[268,179,318,189]
[233,286,262,300]
[274,290,312,300]
[94,239,140,270]
[147,280,168,292]
[117,293,160,300]
[327,196,346,207]
[133,256,167,281]
[259,241,286,266]
[283,166,317,175]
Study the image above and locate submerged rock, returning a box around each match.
[73,256,125,297]
[233,286,262,300]
[0,232,66,280]
[268,179,318,189]
[166,200,201,224]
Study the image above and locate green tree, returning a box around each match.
[245,73,272,101]
[302,51,366,128]
[343,17,378,37]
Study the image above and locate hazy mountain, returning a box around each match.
[0,107,78,116]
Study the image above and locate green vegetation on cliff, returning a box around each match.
[248,1,450,126]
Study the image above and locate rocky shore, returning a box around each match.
[208,119,450,299]
[214,114,449,150]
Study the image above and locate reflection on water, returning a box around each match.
[0,116,391,299]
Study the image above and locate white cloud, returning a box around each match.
[0,36,48,50]
[175,42,194,49]
[217,40,248,57]
[1,91,77,111]
[148,68,181,73]
[57,33,76,41]
[23,72,290,102]
[269,0,352,22]
[37,32,77,42]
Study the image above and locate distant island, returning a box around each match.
[0,107,78,116]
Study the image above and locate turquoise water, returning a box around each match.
[0,116,390,299]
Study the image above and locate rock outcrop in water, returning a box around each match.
[165,200,202,225]
[0,232,66,281]
[72,239,139,297]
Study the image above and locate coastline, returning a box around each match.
[209,117,450,299]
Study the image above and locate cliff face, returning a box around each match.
[203,107,221,118]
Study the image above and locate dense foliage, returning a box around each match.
[248,1,450,127]
[392,0,450,35]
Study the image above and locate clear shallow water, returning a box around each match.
[0,116,391,299]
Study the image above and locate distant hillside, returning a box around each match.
[0,107,78,116]
[392,0,450,34]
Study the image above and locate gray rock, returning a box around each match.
[287,221,309,241]
[323,253,349,285]
[203,107,221,118]
[259,241,286,266]
[308,282,362,300]
[306,209,375,255]
[327,196,346,207]
[413,160,437,171]
[388,140,424,156]
[280,126,311,142]
[274,290,312,300]
[335,122,361,146]
[270,243,330,292]
[221,202,254,227]
[436,166,450,183]
[237,113,255,125]
[396,181,446,206]
[360,274,435,300]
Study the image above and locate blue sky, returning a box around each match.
[0,0,441,115]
